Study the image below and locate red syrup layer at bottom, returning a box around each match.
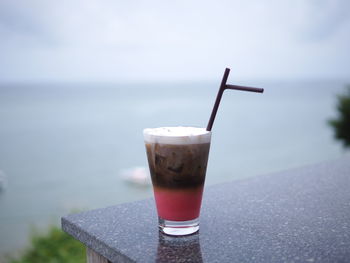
[153,186,204,221]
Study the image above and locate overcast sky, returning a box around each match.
[0,0,349,83]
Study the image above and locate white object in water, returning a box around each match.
[120,167,151,187]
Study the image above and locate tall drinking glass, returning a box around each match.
[143,127,211,236]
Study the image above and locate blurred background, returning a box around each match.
[0,0,350,260]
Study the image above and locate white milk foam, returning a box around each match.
[143,127,211,145]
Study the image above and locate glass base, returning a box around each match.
[159,217,199,236]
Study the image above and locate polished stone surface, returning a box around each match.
[62,157,350,262]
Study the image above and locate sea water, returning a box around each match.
[0,80,348,255]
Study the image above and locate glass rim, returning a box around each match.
[143,126,211,145]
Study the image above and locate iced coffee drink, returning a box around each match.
[143,127,211,236]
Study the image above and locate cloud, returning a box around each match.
[292,0,350,41]
[0,0,349,82]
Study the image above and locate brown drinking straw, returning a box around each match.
[206,68,264,131]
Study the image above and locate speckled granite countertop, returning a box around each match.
[62,157,350,262]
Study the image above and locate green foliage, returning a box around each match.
[329,85,350,147]
[9,226,85,263]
